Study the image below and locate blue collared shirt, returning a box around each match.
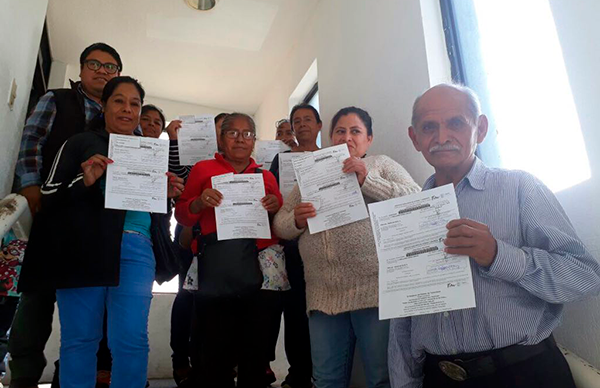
[389,158,600,388]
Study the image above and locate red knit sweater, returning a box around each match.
[175,153,282,252]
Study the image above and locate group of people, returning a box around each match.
[0,39,598,388]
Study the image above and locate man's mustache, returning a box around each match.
[429,143,461,153]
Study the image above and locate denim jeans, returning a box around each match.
[56,233,155,388]
[309,308,390,388]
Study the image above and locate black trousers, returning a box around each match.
[261,290,287,362]
[192,291,265,388]
[171,283,194,370]
[279,241,313,387]
[423,345,576,388]
[0,296,18,376]
[170,225,195,370]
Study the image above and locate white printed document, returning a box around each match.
[278,152,305,198]
[105,134,169,213]
[368,184,476,319]
[178,115,218,166]
[255,140,290,170]
[292,144,368,234]
[212,173,271,240]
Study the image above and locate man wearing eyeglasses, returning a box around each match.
[11,43,122,388]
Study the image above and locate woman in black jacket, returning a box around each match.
[26,76,183,388]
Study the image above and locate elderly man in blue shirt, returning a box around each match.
[389,83,600,388]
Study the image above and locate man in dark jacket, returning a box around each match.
[10,42,122,388]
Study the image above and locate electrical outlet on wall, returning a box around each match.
[7,78,17,111]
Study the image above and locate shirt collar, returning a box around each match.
[463,157,486,191]
[423,157,487,191]
[76,82,102,109]
[214,152,261,173]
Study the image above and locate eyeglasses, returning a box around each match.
[84,60,120,74]
[223,130,256,140]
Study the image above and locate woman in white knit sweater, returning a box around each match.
[273,107,421,388]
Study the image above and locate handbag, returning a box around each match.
[258,244,291,291]
[195,232,262,298]
[151,209,180,284]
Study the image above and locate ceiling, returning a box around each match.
[46,0,319,113]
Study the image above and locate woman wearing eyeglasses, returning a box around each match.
[175,113,283,387]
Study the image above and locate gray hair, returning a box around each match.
[275,118,291,131]
[220,112,256,135]
[411,83,482,127]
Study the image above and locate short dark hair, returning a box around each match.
[220,113,256,136]
[330,106,373,137]
[141,104,166,130]
[80,43,123,72]
[290,103,321,125]
[101,76,145,105]
[215,113,229,124]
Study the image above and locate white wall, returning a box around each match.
[51,62,228,121]
[143,95,226,122]
[0,0,49,197]
[254,0,435,186]
[549,0,600,369]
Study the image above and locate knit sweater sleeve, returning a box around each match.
[361,155,421,201]
[273,184,305,240]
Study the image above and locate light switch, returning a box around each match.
[8,78,17,110]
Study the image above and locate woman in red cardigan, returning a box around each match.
[175,112,283,388]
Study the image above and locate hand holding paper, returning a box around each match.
[445,218,498,267]
[261,194,281,214]
[368,184,476,319]
[255,140,290,170]
[212,173,271,240]
[81,154,113,187]
[177,115,218,166]
[293,202,317,229]
[105,134,170,213]
[342,156,368,186]
[292,144,368,234]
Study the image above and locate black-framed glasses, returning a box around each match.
[84,59,120,74]
[223,130,256,140]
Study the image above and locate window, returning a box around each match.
[303,82,321,147]
[27,21,52,117]
[303,82,319,111]
[289,60,321,146]
[441,0,591,192]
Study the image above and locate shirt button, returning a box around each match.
[443,312,450,318]
[451,349,458,354]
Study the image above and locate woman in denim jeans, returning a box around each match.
[23,76,184,388]
[274,107,421,388]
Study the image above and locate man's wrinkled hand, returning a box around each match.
[444,218,498,267]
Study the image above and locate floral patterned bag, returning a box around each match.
[258,244,291,291]
[0,233,27,297]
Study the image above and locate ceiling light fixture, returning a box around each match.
[185,0,217,11]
